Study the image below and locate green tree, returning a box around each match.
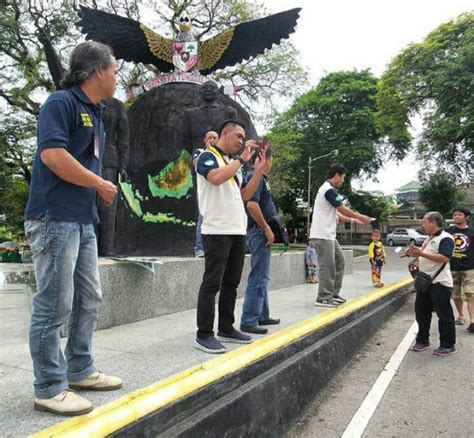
[0,0,307,237]
[419,171,466,216]
[0,178,30,239]
[269,70,404,231]
[349,191,397,223]
[0,120,36,238]
[377,12,474,177]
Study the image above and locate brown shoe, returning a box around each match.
[69,371,122,391]
[34,389,93,416]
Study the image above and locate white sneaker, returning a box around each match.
[34,389,93,416]
[69,371,123,391]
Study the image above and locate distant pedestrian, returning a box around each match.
[448,206,474,332]
[407,211,456,356]
[368,229,386,288]
[305,240,318,284]
[309,164,372,307]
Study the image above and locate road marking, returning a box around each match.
[341,320,418,438]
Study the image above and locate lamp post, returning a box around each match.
[306,150,339,238]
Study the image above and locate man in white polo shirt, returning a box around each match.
[194,120,267,353]
[310,164,372,307]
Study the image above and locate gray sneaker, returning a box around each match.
[433,346,457,356]
[217,328,253,344]
[411,341,430,352]
[194,336,226,354]
[315,298,338,308]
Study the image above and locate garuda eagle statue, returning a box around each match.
[77,5,301,75]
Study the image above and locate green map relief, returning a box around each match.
[147,150,193,199]
[119,180,144,218]
[142,212,195,226]
[118,152,195,227]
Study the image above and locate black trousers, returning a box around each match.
[415,282,456,348]
[197,234,246,338]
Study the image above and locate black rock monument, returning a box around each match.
[115,82,257,256]
[78,5,300,255]
[98,97,130,256]
[183,81,238,150]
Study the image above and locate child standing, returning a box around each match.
[305,240,318,284]
[368,229,386,287]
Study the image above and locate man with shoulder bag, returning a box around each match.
[406,211,456,356]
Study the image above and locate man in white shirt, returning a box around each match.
[194,120,267,353]
[310,164,372,307]
[406,211,456,356]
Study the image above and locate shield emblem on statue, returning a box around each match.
[172,41,198,72]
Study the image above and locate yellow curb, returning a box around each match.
[32,277,412,437]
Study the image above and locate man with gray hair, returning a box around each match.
[406,211,456,356]
[25,41,122,416]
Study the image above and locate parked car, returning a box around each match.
[386,228,427,246]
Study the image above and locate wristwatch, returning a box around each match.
[237,156,245,165]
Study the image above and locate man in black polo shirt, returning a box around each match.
[25,42,122,416]
[448,206,474,332]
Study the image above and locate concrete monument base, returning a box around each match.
[0,250,353,330]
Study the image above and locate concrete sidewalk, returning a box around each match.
[0,250,408,437]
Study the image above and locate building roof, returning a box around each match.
[395,180,421,193]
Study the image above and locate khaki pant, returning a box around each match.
[451,270,474,301]
[314,238,345,300]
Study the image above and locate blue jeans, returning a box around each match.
[25,220,102,399]
[241,228,271,326]
[194,213,203,255]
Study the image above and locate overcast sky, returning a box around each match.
[266,0,473,194]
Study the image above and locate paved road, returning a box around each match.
[289,251,474,438]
